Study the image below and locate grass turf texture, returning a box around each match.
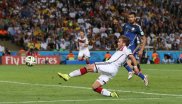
[0,64,182,104]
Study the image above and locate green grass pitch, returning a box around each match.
[0,64,182,104]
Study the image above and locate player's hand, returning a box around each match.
[138,50,143,57]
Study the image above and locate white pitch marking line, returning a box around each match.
[0,80,182,97]
[145,69,181,71]
[0,98,161,104]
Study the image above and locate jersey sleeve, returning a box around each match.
[125,48,133,56]
[138,25,144,36]
[85,38,89,44]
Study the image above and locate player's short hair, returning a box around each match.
[120,35,130,46]
[129,12,136,17]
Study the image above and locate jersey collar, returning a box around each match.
[119,46,125,51]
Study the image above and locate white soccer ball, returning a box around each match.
[25,56,36,67]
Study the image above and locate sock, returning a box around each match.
[69,67,87,77]
[80,67,87,75]
[101,89,111,96]
[93,87,111,96]
[138,72,145,80]
[69,70,81,77]
[86,59,90,64]
[123,63,133,72]
[94,87,103,93]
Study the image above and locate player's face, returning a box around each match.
[80,32,84,38]
[117,38,125,48]
[128,14,136,24]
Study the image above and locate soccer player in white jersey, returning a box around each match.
[58,36,148,97]
[76,31,90,64]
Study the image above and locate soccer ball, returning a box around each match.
[25,56,36,67]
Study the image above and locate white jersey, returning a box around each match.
[94,46,132,81]
[106,46,132,69]
[77,36,89,51]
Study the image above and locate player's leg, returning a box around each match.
[127,52,148,86]
[84,49,90,64]
[133,66,144,80]
[135,55,148,86]
[131,61,148,86]
[134,52,143,72]
[133,67,148,86]
[78,50,84,61]
[92,75,118,97]
[57,64,95,81]
[85,57,90,64]
[123,61,133,80]
[137,64,142,72]
[133,53,145,79]
[92,63,118,97]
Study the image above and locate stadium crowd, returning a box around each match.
[0,0,181,51]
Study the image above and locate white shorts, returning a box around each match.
[94,62,118,85]
[78,49,90,58]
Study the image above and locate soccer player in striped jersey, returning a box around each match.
[123,12,147,80]
[76,31,90,64]
[58,36,148,97]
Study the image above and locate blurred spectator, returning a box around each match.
[178,54,182,63]
[41,40,48,50]
[162,54,170,64]
[60,39,66,51]
[152,50,160,64]
[18,48,26,56]
[66,50,75,60]
[154,55,160,64]
[141,51,150,64]
[169,56,175,64]
[104,51,111,61]
[0,45,5,52]
[146,56,151,64]
[26,48,39,56]
[34,41,41,50]
[2,47,10,56]
[27,40,35,49]
[0,0,181,51]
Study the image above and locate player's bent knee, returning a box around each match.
[92,85,98,91]
[92,80,103,90]
[92,85,101,92]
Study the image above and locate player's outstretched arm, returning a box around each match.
[128,54,139,71]
[138,35,146,57]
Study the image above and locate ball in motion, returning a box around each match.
[25,56,36,67]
